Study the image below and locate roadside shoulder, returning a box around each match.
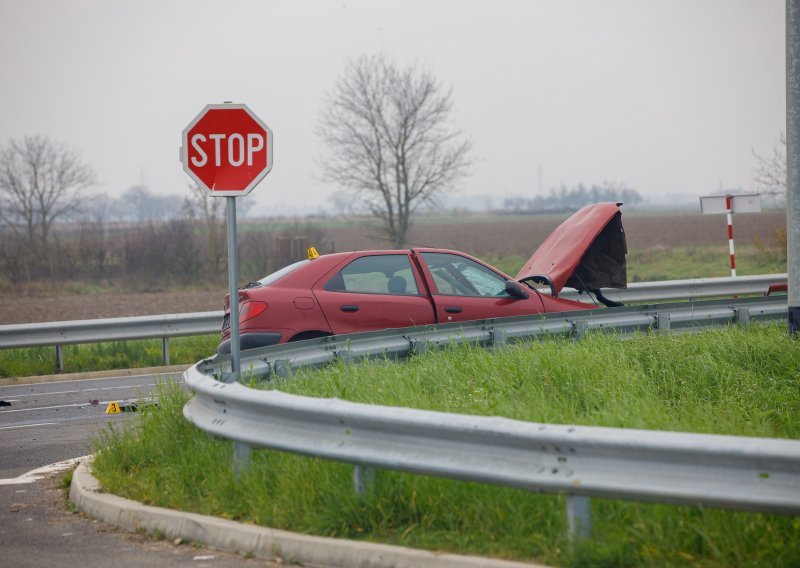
[0,365,191,387]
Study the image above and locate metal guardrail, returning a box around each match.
[203,295,788,381]
[0,273,787,371]
[558,272,787,303]
[183,294,795,542]
[183,367,800,510]
[0,311,222,370]
[0,311,222,348]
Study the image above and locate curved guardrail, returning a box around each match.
[183,295,795,541]
[183,366,800,516]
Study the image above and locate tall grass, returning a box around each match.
[92,323,800,567]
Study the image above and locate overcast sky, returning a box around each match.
[0,0,786,215]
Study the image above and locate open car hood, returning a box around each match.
[514,202,627,296]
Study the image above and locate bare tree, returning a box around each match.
[317,54,471,244]
[184,182,226,273]
[0,135,96,246]
[752,131,786,200]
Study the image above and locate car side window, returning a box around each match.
[420,252,509,297]
[324,254,420,295]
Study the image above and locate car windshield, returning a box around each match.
[256,260,309,287]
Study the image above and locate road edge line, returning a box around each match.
[0,365,190,387]
[70,460,549,568]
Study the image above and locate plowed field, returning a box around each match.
[0,210,785,325]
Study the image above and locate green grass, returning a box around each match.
[0,335,219,378]
[92,323,800,567]
[484,244,786,282]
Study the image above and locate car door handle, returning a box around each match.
[445,306,463,314]
[340,305,359,313]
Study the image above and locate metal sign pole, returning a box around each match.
[788,0,800,335]
[226,196,241,375]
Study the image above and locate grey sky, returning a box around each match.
[0,0,786,214]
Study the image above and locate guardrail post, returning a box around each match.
[566,495,592,541]
[233,442,251,478]
[656,313,671,333]
[353,465,376,496]
[572,320,588,341]
[55,345,64,373]
[338,349,354,365]
[278,359,294,377]
[734,307,750,325]
[491,328,508,348]
[409,337,428,355]
[161,337,170,365]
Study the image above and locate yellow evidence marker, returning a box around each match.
[105,402,122,414]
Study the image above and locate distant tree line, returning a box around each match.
[502,182,642,213]
[0,135,324,288]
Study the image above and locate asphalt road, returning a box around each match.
[0,372,278,567]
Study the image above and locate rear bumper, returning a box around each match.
[216,332,282,355]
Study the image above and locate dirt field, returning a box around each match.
[0,209,785,325]
[0,290,223,325]
[325,210,786,257]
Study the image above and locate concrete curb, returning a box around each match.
[0,365,190,387]
[70,461,548,568]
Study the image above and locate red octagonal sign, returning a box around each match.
[182,103,273,196]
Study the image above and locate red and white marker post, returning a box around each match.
[725,195,736,277]
[700,193,762,278]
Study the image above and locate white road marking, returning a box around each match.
[0,455,91,486]
[0,399,144,414]
[0,372,183,389]
[4,383,157,398]
[0,422,58,431]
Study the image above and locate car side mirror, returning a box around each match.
[505,280,530,300]
[520,275,556,297]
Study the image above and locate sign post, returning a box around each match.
[181,103,273,376]
[700,193,761,277]
[788,0,800,335]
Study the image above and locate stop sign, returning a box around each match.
[182,103,273,196]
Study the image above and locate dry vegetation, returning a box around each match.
[0,209,786,325]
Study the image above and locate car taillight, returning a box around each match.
[239,301,268,323]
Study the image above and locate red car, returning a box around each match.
[218,203,627,353]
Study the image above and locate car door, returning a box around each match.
[312,252,436,335]
[415,251,546,323]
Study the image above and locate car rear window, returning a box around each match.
[324,254,419,295]
[256,260,309,286]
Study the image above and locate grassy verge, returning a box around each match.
[0,335,219,378]
[92,323,800,567]
[484,244,786,282]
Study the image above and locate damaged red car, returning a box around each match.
[218,202,627,354]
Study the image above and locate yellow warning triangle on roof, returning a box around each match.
[105,402,122,414]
